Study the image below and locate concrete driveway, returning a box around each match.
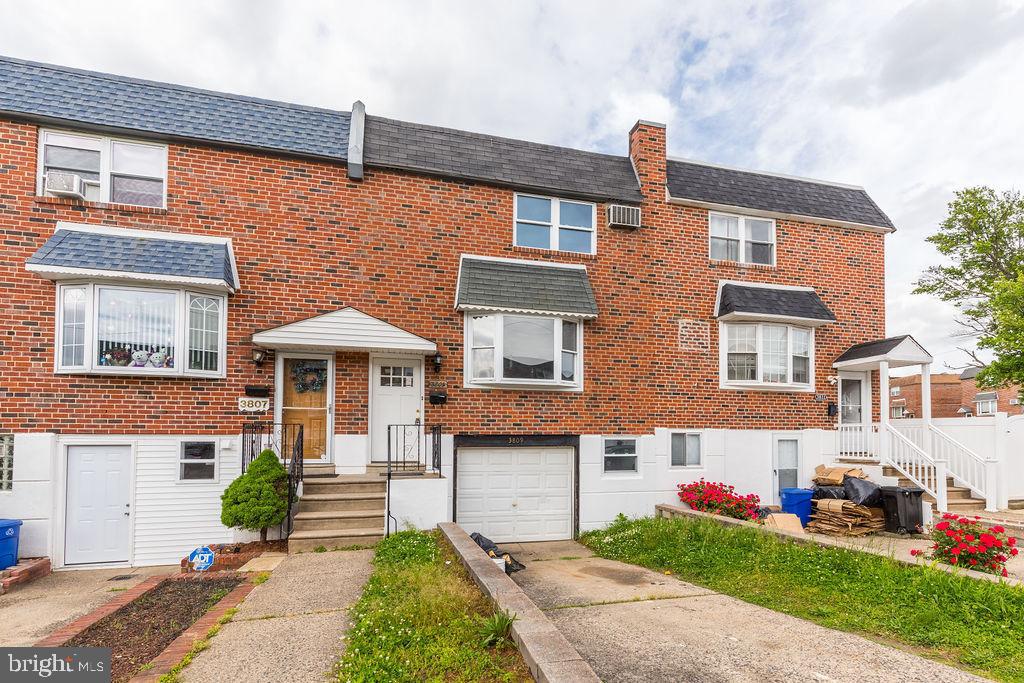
[507,541,985,683]
[0,565,175,646]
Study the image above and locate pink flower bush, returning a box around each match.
[919,514,1019,577]
[678,479,761,521]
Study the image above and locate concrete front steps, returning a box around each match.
[288,470,386,553]
[880,465,986,513]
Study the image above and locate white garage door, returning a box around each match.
[457,447,573,542]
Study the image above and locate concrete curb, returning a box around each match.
[655,504,1022,588]
[438,523,599,683]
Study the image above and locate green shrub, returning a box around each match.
[220,449,289,542]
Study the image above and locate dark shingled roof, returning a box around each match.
[28,229,236,289]
[717,283,835,322]
[833,335,912,364]
[960,366,981,380]
[456,257,597,317]
[667,159,895,230]
[0,55,351,159]
[365,116,643,204]
[975,391,997,401]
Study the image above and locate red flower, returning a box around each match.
[1002,568,1009,578]
[935,521,950,531]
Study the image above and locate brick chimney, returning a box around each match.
[628,120,667,200]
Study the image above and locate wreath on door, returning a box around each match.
[290,363,327,393]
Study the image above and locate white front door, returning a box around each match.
[838,371,872,455]
[370,357,423,462]
[66,445,131,565]
[457,447,573,542]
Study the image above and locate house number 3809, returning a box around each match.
[507,436,524,445]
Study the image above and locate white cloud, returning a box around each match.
[2,0,1022,374]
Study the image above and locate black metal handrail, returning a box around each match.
[385,423,442,537]
[241,422,304,537]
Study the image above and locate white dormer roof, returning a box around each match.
[251,307,436,354]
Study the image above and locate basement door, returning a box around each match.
[456,447,573,542]
[65,445,131,565]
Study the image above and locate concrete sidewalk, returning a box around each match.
[508,541,986,683]
[182,549,373,683]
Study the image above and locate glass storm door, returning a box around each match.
[774,438,800,504]
[838,377,866,454]
[281,357,331,461]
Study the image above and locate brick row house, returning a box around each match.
[0,57,983,567]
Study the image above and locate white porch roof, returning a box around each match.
[251,307,437,354]
[832,334,932,372]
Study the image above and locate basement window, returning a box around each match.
[603,437,638,473]
[179,441,217,481]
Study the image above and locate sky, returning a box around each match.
[2,0,1022,375]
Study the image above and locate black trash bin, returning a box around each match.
[879,486,925,534]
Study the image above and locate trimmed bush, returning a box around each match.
[221,449,289,542]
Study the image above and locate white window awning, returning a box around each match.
[251,307,437,354]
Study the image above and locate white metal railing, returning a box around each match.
[885,425,946,510]
[836,424,879,459]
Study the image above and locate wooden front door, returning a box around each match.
[279,355,332,461]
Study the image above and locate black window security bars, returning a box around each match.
[385,423,442,537]
[241,422,304,536]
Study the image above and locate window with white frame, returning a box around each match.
[670,432,701,467]
[722,323,813,389]
[709,213,775,265]
[603,437,638,473]
[39,129,167,208]
[890,386,901,396]
[891,405,906,418]
[466,313,581,387]
[975,398,997,415]
[179,441,217,481]
[514,194,596,255]
[0,434,12,491]
[56,283,226,377]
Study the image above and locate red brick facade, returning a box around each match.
[889,373,961,419]
[959,378,1023,416]
[0,117,886,436]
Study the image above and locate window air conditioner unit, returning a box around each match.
[607,204,641,230]
[1011,398,1020,406]
[44,171,86,199]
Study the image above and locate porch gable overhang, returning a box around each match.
[251,307,437,354]
[714,281,836,328]
[832,334,932,371]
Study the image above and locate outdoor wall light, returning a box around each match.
[251,347,268,366]
[432,352,443,373]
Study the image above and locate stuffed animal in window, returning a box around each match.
[147,349,169,368]
[129,349,151,367]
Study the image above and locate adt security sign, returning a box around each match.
[189,546,215,572]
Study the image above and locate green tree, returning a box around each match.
[221,449,289,542]
[915,186,1024,390]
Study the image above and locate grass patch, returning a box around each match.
[581,515,1024,682]
[334,530,530,682]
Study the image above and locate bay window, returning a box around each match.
[39,129,167,208]
[514,194,596,255]
[721,322,814,390]
[466,312,582,388]
[56,283,226,377]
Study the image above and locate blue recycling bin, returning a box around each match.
[780,488,814,527]
[0,519,23,570]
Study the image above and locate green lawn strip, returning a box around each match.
[580,515,1024,682]
[335,530,530,683]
